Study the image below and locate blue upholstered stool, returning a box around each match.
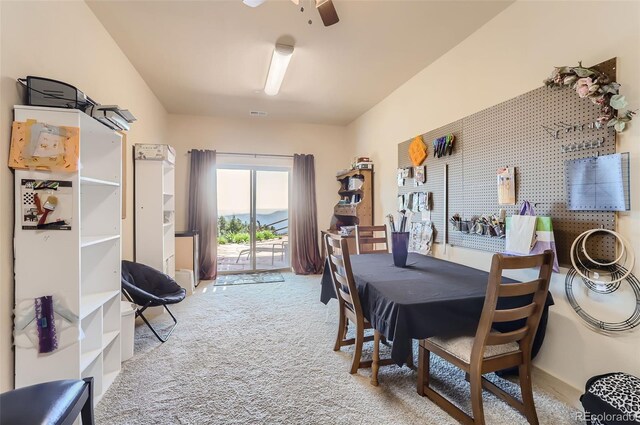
[0,378,93,425]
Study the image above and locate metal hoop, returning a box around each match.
[578,262,622,294]
[565,265,640,333]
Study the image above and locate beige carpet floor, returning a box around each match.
[96,273,580,424]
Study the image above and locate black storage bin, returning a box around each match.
[580,372,640,425]
[19,76,89,109]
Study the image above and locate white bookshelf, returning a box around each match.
[135,144,176,278]
[13,106,122,405]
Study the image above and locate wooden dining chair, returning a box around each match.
[417,250,554,425]
[355,224,389,254]
[324,234,394,383]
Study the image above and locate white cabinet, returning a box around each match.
[13,106,122,405]
[134,144,176,278]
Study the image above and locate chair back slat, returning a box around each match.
[337,287,353,305]
[498,279,542,297]
[486,327,529,346]
[498,254,549,270]
[355,225,389,254]
[492,304,536,323]
[330,253,344,269]
[471,250,554,361]
[358,237,388,244]
[325,234,365,322]
[333,273,349,290]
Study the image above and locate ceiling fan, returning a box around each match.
[243,0,340,27]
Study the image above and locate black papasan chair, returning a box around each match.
[121,260,186,342]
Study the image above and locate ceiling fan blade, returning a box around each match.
[315,0,339,27]
[243,0,267,7]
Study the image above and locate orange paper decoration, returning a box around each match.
[408,135,427,166]
[8,120,79,172]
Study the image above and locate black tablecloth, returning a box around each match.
[320,253,554,365]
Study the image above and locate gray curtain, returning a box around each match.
[188,150,217,280]
[290,154,323,275]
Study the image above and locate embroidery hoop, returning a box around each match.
[570,228,634,284]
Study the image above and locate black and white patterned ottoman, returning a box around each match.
[580,372,640,425]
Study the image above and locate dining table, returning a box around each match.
[320,252,554,371]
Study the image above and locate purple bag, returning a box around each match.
[519,201,536,216]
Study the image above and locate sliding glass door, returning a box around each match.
[255,170,289,271]
[216,166,290,274]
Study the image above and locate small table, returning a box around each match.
[320,253,554,379]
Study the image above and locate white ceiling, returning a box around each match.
[88,0,512,125]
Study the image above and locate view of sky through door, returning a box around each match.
[217,171,288,216]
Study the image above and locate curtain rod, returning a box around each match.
[187,150,293,159]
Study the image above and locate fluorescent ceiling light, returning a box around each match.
[264,44,294,96]
[243,0,267,8]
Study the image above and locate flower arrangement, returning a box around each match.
[544,62,635,132]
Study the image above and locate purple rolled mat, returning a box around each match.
[35,295,58,354]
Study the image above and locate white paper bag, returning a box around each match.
[505,215,537,254]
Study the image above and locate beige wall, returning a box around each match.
[0,0,168,391]
[346,1,640,395]
[167,114,351,236]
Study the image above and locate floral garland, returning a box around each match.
[544,62,635,132]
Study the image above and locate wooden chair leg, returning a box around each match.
[351,324,364,374]
[519,361,539,425]
[334,308,345,351]
[370,330,381,386]
[469,367,486,425]
[417,345,430,396]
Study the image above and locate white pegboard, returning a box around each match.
[398,58,620,265]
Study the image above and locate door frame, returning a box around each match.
[216,164,291,275]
